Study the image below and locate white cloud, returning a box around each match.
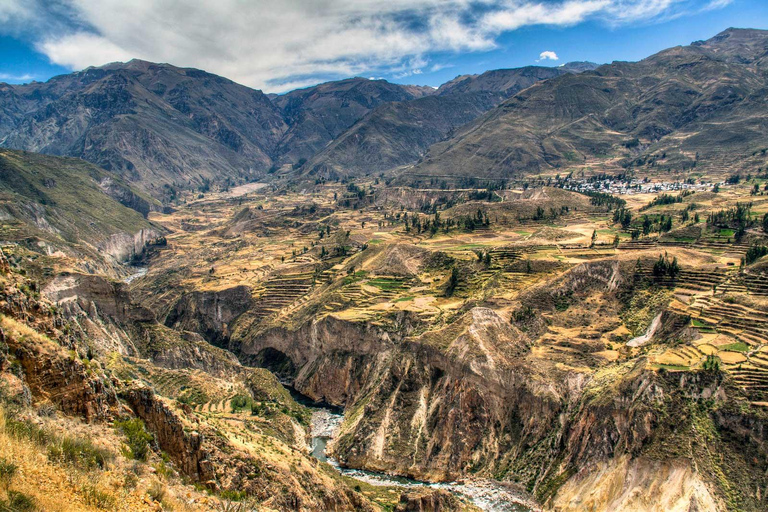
[538,50,559,61]
[0,72,35,82]
[0,0,733,93]
[37,33,134,70]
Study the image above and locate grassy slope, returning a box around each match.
[0,149,158,264]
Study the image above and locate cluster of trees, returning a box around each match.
[612,207,632,229]
[467,189,502,202]
[317,224,332,239]
[336,181,374,208]
[584,190,626,209]
[531,205,570,221]
[652,253,681,279]
[707,202,754,236]
[474,250,492,266]
[639,191,692,211]
[680,203,698,223]
[397,209,491,234]
[638,214,673,236]
[451,210,491,232]
[745,244,768,266]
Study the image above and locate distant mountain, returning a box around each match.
[0,60,288,199]
[271,78,435,166]
[0,67,439,197]
[402,28,768,184]
[298,65,597,179]
[436,65,578,97]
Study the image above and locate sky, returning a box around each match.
[0,0,766,94]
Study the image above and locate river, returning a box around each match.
[123,266,148,284]
[309,408,538,512]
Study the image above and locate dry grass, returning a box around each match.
[0,405,212,511]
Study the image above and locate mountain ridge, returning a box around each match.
[400,27,768,185]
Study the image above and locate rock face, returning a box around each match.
[235,313,399,396]
[121,386,213,480]
[394,488,464,512]
[100,228,167,263]
[42,272,244,377]
[165,285,253,347]
[0,270,118,421]
[97,176,153,218]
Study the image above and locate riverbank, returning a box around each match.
[309,408,538,512]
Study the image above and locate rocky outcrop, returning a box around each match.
[0,273,118,421]
[165,285,252,347]
[236,313,398,377]
[121,385,213,480]
[44,273,154,323]
[395,488,465,512]
[101,228,166,263]
[42,273,154,355]
[42,273,244,376]
[121,385,375,511]
[141,329,243,378]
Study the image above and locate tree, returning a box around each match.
[484,252,491,266]
[446,267,459,297]
[590,230,597,247]
[702,355,721,372]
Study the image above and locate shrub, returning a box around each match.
[115,418,153,461]
[1,491,36,511]
[147,480,166,502]
[81,484,116,509]
[220,489,247,501]
[230,395,253,413]
[4,417,51,446]
[0,457,18,487]
[48,435,113,469]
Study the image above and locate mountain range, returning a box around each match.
[403,28,768,185]
[1,28,767,198]
[0,58,598,198]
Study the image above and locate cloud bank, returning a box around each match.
[0,0,732,92]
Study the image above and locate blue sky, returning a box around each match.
[0,0,766,93]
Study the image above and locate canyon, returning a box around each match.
[1,27,768,512]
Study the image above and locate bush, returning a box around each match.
[0,457,18,488]
[1,491,36,511]
[81,484,116,509]
[4,417,51,446]
[115,418,153,461]
[230,394,253,413]
[47,435,113,470]
[147,480,166,503]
